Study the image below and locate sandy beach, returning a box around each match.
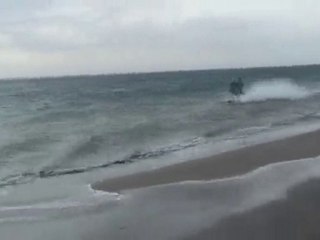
[93,129,320,192]
[91,129,320,240]
[185,178,320,240]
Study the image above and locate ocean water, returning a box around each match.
[1,65,320,239]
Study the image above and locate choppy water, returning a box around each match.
[1,65,320,239]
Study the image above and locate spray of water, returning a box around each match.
[240,79,311,102]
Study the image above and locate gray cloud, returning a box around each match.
[0,0,320,78]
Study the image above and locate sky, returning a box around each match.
[1,0,320,78]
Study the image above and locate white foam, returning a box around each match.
[240,78,311,102]
[87,184,122,199]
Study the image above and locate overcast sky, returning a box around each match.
[1,0,320,78]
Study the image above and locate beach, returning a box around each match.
[93,129,320,192]
[90,129,320,240]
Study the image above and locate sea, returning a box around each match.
[1,65,320,239]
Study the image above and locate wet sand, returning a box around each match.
[185,178,320,240]
[93,129,320,192]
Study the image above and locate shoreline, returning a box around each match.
[93,129,320,192]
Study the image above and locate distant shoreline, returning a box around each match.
[2,63,320,81]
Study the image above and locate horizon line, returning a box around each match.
[2,63,320,81]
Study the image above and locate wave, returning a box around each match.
[240,79,311,102]
[0,137,203,188]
